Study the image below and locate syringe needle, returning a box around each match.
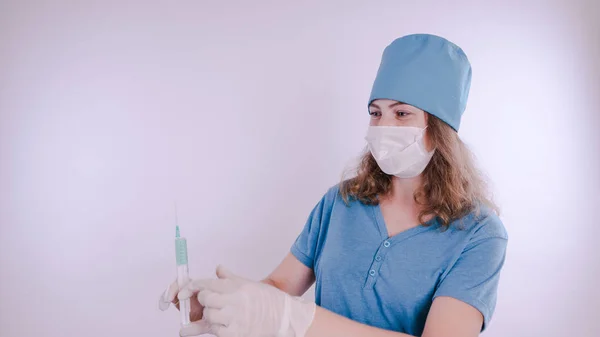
[175,201,178,226]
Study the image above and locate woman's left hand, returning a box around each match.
[177,265,316,337]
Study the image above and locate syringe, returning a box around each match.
[175,225,191,326]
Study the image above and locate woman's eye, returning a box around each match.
[369,111,381,117]
[396,111,410,117]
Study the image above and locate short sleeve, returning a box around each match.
[433,218,508,331]
[290,187,336,269]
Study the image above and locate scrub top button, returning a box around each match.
[383,241,391,247]
[369,270,376,276]
[375,256,382,261]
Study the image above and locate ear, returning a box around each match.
[423,112,436,152]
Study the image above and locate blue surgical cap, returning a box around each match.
[369,34,472,131]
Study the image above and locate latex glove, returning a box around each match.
[178,265,316,337]
[159,279,213,336]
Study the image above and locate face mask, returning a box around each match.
[365,126,435,178]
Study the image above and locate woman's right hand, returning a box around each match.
[158,279,205,323]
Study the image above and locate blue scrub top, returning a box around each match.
[291,185,508,336]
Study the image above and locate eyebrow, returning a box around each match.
[369,102,408,109]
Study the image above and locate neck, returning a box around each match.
[388,175,423,204]
[380,175,430,232]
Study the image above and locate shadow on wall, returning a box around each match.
[580,0,600,334]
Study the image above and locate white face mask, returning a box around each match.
[365,126,435,178]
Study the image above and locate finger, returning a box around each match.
[215,265,245,281]
[178,279,210,300]
[203,307,231,326]
[178,319,212,337]
[197,290,228,309]
[158,280,179,311]
[180,279,236,300]
[189,293,203,322]
[212,325,237,337]
[166,279,180,302]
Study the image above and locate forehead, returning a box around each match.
[369,99,423,111]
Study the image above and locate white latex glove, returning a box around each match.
[158,279,213,336]
[178,265,316,337]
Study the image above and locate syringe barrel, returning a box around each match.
[175,236,190,326]
[177,264,191,326]
[175,237,188,266]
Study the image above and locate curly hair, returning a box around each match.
[340,114,498,228]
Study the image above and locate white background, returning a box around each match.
[1,1,599,336]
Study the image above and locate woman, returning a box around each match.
[159,33,508,337]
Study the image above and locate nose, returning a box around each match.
[378,114,397,127]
